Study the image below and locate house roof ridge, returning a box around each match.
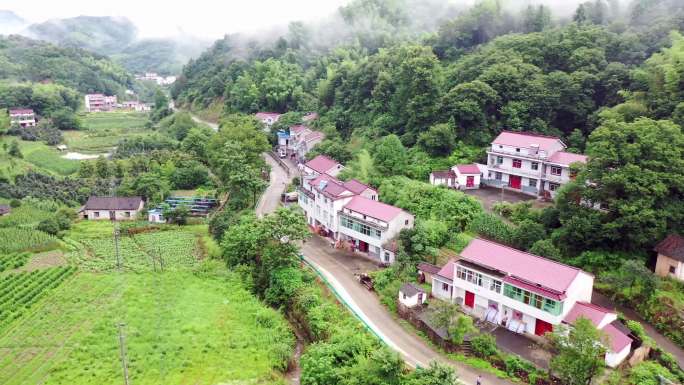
[473,237,585,274]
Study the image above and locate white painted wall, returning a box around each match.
[86,209,140,221]
[605,345,631,368]
[399,290,426,308]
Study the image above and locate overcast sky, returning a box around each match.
[4,0,352,39]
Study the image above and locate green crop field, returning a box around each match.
[0,220,294,385]
[0,137,80,176]
[63,112,152,153]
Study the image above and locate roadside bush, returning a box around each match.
[511,219,546,250]
[628,361,675,385]
[528,239,561,260]
[470,333,498,358]
[504,356,535,379]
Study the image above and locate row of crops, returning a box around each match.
[0,252,31,272]
[70,228,200,272]
[0,266,76,332]
[0,228,59,254]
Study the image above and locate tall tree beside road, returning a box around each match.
[549,317,607,385]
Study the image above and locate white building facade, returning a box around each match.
[484,132,588,198]
[9,109,36,127]
[298,155,413,264]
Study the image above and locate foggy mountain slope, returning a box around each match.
[24,15,210,74]
[0,10,28,35]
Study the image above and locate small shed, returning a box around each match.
[148,209,165,223]
[417,262,440,284]
[0,205,11,216]
[56,144,68,151]
[398,283,427,308]
[452,164,482,189]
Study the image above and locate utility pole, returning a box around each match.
[117,322,130,385]
[114,224,122,270]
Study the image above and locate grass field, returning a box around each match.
[0,221,295,385]
[63,112,152,153]
[0,137,80,176]
[0,268,293,385]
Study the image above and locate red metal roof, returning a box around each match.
[431,170,456,179]
[342,179,374,195]
[310,174,351,198]
[305,155,341,175]
[455,164,481,174]
[290,125,308,134]
[9,108,34,115]
[492,131,564,153]
[436,260,455,281]
[305,131,324,142]
[547,151,588,166]
[343,195,405,222]
[255,112,281,119]
[460,238,583,293]
[418,262,441,275]
[603,323,633,352]
[655,234,684,262]
[564,301,614,327]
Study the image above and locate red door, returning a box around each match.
[466,176,475,188]
[509,175,522,189]
[464,291,475,308]
[534,319,553,336]
[358,241,369,252]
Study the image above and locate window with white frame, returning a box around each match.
[531,162,539,170]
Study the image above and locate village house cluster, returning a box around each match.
[135,72,177,85]
[84,94,151,112]
[431,131,588,199]
[297,155,414,264]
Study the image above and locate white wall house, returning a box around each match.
[484,131,588,198]
[85,94,117,112]
[298,155,413,264]
[9,108,36,127]
[429,164,483,190]
[82,196,143,221]
[255,112,281,127]
[431,238,632,367]
[279,125,326,162]
[399,283,427,308]
[338,196,414,264]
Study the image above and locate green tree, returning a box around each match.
[558,118,684,252]
[94,156,110,179]
[550,317,607,385]
[163,204,190,225]
[417,122,456,157]
[181,126,213,161]
[406,362,458,385]
[8,140,22,158]
[373,135,408,176]
[49,108,81,130]
[0,110,9,134]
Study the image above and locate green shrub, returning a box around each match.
[470,333,498,358]
[628,361,675,385]
[468,213,513,244]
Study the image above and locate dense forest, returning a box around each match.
[0,34,133,94]
[173,0,684,252]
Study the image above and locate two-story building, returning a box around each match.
[9,108,36,127]
[432,238,594,336]
[298,155,413,264]
[279,125,326,162]
[85,94,117,112]
[431,238,632,367]
[484,132,588,198]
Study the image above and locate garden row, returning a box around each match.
[0,266,76,332]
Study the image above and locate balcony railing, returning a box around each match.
[488,148,549,160]
[542,173,563,183]
[489,163,543,178]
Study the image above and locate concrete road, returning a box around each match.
[261,156,514,384]
[256,154,291,218]
[301,236,514,385]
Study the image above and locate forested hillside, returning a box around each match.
[25,16,209,75]
[0,35,133,94]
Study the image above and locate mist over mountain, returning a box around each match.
[0,10,28,35]
[24,15,210,75]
